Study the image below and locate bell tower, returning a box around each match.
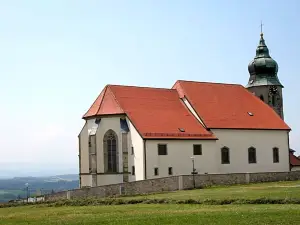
[246,27,284,119]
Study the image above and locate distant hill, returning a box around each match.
[0,174,79,203]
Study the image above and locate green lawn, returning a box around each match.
[1,181,300,224]
[119,180,300,201]
[1,204,300,225]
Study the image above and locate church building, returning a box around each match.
[78,31,291,188]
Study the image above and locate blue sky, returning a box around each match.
[0,0,299,177]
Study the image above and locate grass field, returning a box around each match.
[1,181,300,224]
[1,204,300,225]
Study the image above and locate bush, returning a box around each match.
[1,197,300,208]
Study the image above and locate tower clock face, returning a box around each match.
[269,86,278,94]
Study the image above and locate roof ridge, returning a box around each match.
[108,84,175,91]
[95,85,108,115]
[177,79,243,86]
[107,86,125,113]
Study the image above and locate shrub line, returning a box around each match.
[1,197,300,208]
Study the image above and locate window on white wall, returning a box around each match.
[273,147,279,163]
[158,144,167,155]
[154,168,159,176]
[131,147,134,155]
[221,147,230,164]
[103,129,118,173]
[132,166,135,175]
[248,147,257,164]
[168,167,173,175]
[193,144,202,155]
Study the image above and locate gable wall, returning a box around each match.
[211,129,290,173]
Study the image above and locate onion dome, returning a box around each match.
[246,33,283,88]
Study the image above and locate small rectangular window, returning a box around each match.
[248,147,257,164]
[168,167,173,175]
[131,147,134,155]
[273,148,279,163]
[193,144,202,155]
[158,144,167,155]
[221,147,230,164]
[154,167,159,176]
[132,166,135,175]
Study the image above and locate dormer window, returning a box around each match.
[178,128,185,132]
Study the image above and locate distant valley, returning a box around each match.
[0,174,79,203]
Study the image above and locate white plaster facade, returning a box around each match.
[79,102,290,187]
[211,129,290,173]
[145,140,217,179]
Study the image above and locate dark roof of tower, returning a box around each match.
[246,32,283,88]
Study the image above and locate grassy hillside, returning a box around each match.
[0,174,78,203]
[1,181,300,224]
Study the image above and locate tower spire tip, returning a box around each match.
[260,21,264,37]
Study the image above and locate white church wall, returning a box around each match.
[126,118,145,182]
[80,175,92,187]
[211,129,290,173]
[97,174,123,186]
[145,140,217,179]
[78,122,89,174]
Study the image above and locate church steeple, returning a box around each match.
[246,27,284,119]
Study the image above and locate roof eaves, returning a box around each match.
[142,132,217,140]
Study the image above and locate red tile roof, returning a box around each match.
[173,80,290,130]
[83,85,124,118]
[290,152,300,166]
[83,85,216,140]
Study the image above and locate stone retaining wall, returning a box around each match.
[45,171,300,201]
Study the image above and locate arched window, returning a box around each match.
[260,95,264,101]
[248,147,257,164]
[221,147,230,164]
[103,130,118,172]
[271,94,276,106]
[273,147,279,163]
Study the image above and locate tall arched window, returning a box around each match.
[273,147,279,163]
[248,147,257,164]
[103,130,118,172]
[221,147,230,164]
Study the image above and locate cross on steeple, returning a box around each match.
[260,21,264,36]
